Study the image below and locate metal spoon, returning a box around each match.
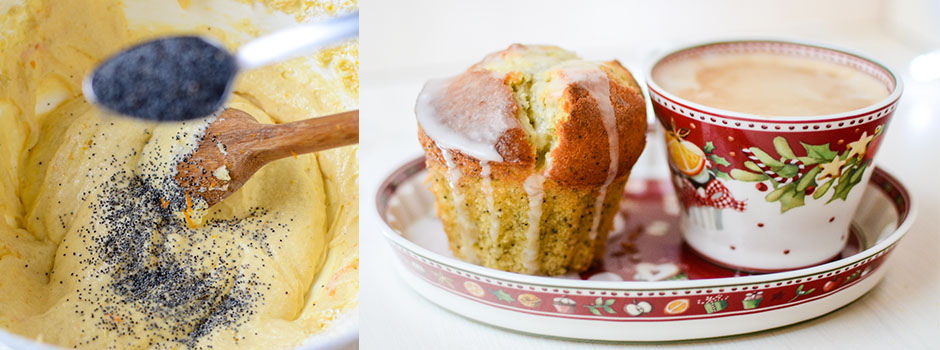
[83,12,358,121]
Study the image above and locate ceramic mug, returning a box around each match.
[646,40,902,271]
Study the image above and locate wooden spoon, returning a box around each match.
[175,108,358,207]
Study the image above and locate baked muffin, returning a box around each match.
[415,44,646,275]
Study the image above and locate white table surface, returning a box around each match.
[359,8,940,349]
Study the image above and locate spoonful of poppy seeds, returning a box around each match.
[84,12,358,121]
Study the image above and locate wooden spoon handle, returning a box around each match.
[253,109,358,161]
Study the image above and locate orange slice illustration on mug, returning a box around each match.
[664,299,690,315]
[666,135,706,177]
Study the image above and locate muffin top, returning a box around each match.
[416,44,647,187]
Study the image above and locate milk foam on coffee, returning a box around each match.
[653,52,890,116]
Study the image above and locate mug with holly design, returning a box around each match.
[646,40,902,271]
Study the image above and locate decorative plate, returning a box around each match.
[375,156,914,341]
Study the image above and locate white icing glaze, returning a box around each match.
[522,173,546,274]
[422,60,621,271]
[563,64,619,241]
[415,73,515,162]
[479,161,500,256]
[441,149,479,263]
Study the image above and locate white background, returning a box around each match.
[359,0,940,349]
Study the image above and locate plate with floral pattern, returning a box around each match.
[375,155,914,341]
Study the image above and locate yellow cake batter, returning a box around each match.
[0,0,358,348]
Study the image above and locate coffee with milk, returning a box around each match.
[652,52,890,116]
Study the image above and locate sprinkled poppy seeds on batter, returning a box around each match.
[0,1,358,347]
[60,117,291,349]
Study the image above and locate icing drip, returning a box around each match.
[418,70,520,265]
[522,173,546,274]
[566,65,619,241]
[416,72,517,162]
[441,149,479,263]
[480,161,500,256]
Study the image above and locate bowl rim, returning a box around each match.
[375,155,916,291]
[0,306,359,349]
[297,309,359,350]
[645,38,904,123]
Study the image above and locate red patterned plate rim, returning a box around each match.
[645,39,903,123]
[375,156,916,291]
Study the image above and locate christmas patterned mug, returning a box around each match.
[646,40,902,271]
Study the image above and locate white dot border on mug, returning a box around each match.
[649,89,899,132]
